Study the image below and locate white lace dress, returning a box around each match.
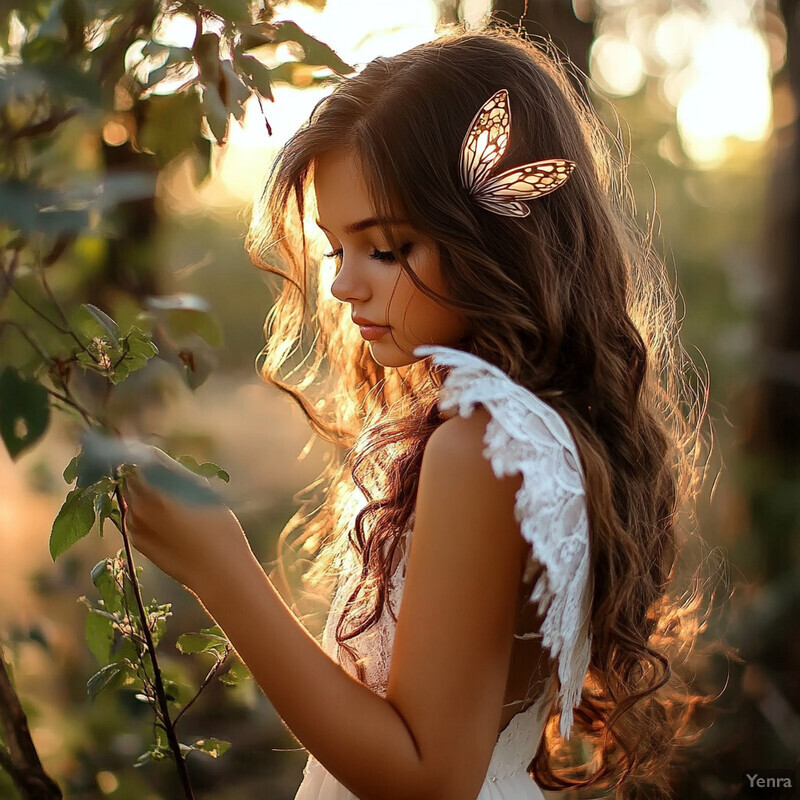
[293,345,594,800]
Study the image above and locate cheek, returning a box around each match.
[389,261,454,335]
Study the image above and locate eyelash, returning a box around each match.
[323,243,413,266]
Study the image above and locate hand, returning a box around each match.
[118,446,254,596]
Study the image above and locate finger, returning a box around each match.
[122,472,141,497]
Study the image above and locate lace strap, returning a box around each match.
[414,344,593,741]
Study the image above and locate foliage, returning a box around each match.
[0,0,351,796]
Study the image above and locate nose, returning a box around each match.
[330,253,370,305]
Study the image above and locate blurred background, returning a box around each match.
[1,0,798,798]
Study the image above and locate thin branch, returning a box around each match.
[0,320,51,363]
[37,268,72,331]
[0,248,21,310]
[45,388,96,428]
[9,111,78,141]
[0,276,70,336]
[0,647,63,799]
[35,268,97,358]
[0,743,19,780]
[173,647,233,727]
[114,484,196,800]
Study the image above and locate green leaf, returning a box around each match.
[91,559,122,614]
[0,367,50,459]
[156,333,217,390]
[234,52,273,101]
[73,307,123,378]
[175,631,229,656]
[50,486,96,560]
[118,636,140,666]
[200,84,229,144]
[271,21,353,75]
[78,303,121,342]
[168,309,223,348]
[175,455,230,483]
[94,492,116,536]
[63,453,79,484]
[238,23,275,51]
[134,747,170,767]
[138,91,203,167]
[151,616,168,648]
[191,738,231,758]
[143,294,222,348]
[87,660,133,699]
[193,32,221,84]
[85,609,115,665]
[108,327,158,385]
[202,0,251,23]
[145,42,193,64]
[219,658,251,686]
[219,60,249,120]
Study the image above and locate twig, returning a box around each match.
[0,276,70,336]
[0,248,20,310]
[36,267,97,358]
[0,647,63,799]
[174,647,233,727]
[10,111,78,141]
[0,320,51,363]
[0,743,18,779]
[37,269,72,331]
[44,386,98,428]
[2,276,96,365]
[114,484,196,800]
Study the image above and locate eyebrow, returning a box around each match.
[314,216,409,235]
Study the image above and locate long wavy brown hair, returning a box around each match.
[246,24,725,799]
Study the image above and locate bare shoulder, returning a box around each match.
[428,403,493,461]
[427,404,522,506]
[422,403,528,562]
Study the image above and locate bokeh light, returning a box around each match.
[589,0,779,167]
[589,33,646,96]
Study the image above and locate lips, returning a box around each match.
[357,324,389,341]
[352,315,387,326]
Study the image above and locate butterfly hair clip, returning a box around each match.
[458,88,576,218]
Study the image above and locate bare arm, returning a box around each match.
[123,406,527,800]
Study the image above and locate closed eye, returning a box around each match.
[323,243,414,266]
[369,243,413,263]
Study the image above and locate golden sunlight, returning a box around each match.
[213,0,442,204]
[590,0,777,167]
[676,21,772,166]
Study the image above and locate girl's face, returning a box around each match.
[312,149,469,368]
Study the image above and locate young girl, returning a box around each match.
[120,25,712,800]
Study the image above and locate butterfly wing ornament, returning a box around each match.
[458,88,576,218]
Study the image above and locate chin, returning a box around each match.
[365,340,423,369]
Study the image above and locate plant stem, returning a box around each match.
[114,484,196,800]
[45,388,96,428]
[0,319,51,363]
[0,248,20,310]
[174,646,233,727]
[0,645,63,799]
[2,278,70,336]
